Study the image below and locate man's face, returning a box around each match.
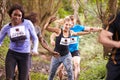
[70,18,76,27]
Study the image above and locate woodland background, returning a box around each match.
[0,0,119,80]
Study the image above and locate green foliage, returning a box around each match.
[30,72,60,80]
[79,33,107,80]
[58,8,71,18]
[0,37,9,68]
[62,0,73,12]
[118,0,120,9]
[58,0,73,18]
[80,59,107,80]
[31,72,48,80]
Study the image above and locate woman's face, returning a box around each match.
[63,21,71,31]
[11,9,22,26]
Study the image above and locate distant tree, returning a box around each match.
[0,0,6,29]
[77,0,118,25]
[37,0,62,34]
[72,0,81,24]
[96,0,118,58]
[77,0,118,58]
[5,0,62,35]
[93,0,117,30]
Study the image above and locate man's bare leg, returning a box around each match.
[72,56,81,80]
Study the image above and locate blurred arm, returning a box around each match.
[71,30,90,36]
[38,34,54,53]
[50,33,56,46]
[38,34,59,57]
[84,27,102,32]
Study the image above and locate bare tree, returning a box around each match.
[95,0,118,58]
[0,0,6,29]
[76,0,118,58]
[96,0,117,27]
[5,0,62,35]
[77,0,117,25]
[38,0,62,34]
[72,0,81,24]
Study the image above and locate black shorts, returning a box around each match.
[71,50,80,57]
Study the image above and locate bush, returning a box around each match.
[80,59,107,80]
[79,33,107,80]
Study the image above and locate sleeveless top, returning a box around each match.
[54,29,70,56]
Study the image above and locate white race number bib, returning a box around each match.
[10,26,26,38]
[60,38,70,45]
[70,37,78,44]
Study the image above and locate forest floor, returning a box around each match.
[0,49,71,80]
[31,52,52,75]
[0,50,52,79]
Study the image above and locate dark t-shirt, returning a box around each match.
[108,14,120,64]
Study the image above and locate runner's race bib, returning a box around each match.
[10,26,27,42]
[70,37,78,44]
[60,38,70,45]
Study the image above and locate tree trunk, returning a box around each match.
[0,0,6,29]
[99,0,117,58]
[72,0,81,24]
[5,0,62,35]
[83,0,88,20]
[38,0,62,35]
[108,0,117,15]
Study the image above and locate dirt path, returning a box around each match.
[32,54,51,75]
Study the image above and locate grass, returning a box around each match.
[30,72,48,80]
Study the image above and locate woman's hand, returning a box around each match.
[30,51,39,56]
[49,16,57,24]
[51,51,60,58]
[50,40,55,46]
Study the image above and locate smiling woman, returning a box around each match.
[0,4,39,80]
[10,9,23,26]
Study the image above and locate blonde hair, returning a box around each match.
[64,16,71,23]
[53,16,71,28]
